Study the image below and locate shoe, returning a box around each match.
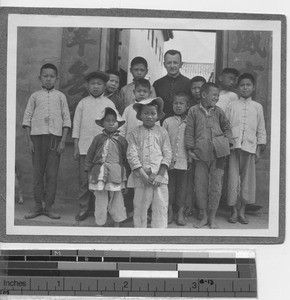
[43,209,60,219]
[228,215,238,223]
[238,215,249,224]
[24,207,43,219]
[75,212,88,221]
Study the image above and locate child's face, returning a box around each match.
[133,85,150,102]
[88,78,106,97]
[39,68,58,90]
[191,81,204,100]
[105,74,120,94]
[219,73,237,90]
[164,54,182,77]
[173,96,188,116]
[201,87,219,109]
[102,113,119,133]
[140,105,158,129]
[130,63,148,80]
[238,78,255,99]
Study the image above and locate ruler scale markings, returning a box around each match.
[0,251,257,297]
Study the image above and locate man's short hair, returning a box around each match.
[164,49,182,61]
[200,82,219,96]
[130,56,148,69]
[238,72,256,85]
[173,91,190,103]
[134,78,151,90]
[221,67,240,77]
[190,76,207,85]
[40,63,58,76]
[105,69,120,78]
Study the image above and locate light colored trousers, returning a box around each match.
[195,159,224,210]
[133,185,168,228]
[93,190,127,225]
[227,149,256,205]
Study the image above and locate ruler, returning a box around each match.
[0,250,257,297]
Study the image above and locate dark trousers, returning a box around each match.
[31,134,61,209]
[78,155,94,213]
[168,169,187,209]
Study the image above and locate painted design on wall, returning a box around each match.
[232,31,267,58]
[66,28,98,57]
[62,60,88,97]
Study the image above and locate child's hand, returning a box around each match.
[57,140,66,155]
[121,187,128,195]
[188,150,200,161]
[74,145,80,161]
[28,140,34,154]
[138,168,152,185]
[151,175,164,188]
[255,146,261,164]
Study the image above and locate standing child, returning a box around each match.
[185,83,233,229]
[189,76,206,107]
[216,68,239,111]
[186,75,206,219]
[126,98,172,228]
[104,69,124,115]
[119,78,151,139]
[119,56,156,110]
[85,107,128,226]
[163,92,189,226]
[72,71,116,221]
[225,73,266,225]
[22,63,71,219]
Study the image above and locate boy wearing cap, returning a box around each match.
[119,56,156,110]
[85,107,128,226]
[126,98,172,228]
[72,71,116,221]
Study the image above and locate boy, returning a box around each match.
[22,63,71,219]
[185,82,233,229]
[85,107,128,227]
[163,92,189,226]
[119,78,151,139]
[119,56,156,110]
[104,69,124,115]
[186,75,206,219]
[216,68,239,111]
[153,49,191,122]
[126,98,172,228]
[225,73,266,225]
[72,71,116,221]
[189,76,206,107]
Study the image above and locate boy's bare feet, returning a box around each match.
[209,220,219,229]
[194,216,208,228]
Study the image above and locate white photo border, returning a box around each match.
[5,11,284,242]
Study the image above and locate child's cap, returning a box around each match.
[95,107,125,128]
[133,97,165,121]
[130,56,148,69]
[85,71,110,83]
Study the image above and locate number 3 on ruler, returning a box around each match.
[192,282,197,289]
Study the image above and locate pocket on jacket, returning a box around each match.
[213,135,230,158]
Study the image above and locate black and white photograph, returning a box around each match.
[4,10,284,241]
